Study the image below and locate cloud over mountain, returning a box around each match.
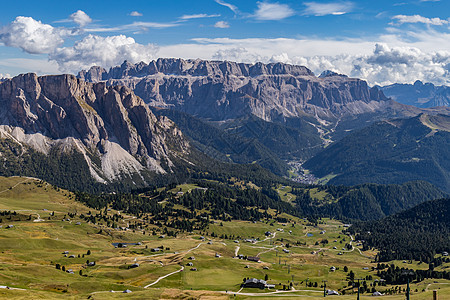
[49,34,158,72]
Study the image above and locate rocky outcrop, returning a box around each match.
[78,59,389,122]
[0,73,190,183]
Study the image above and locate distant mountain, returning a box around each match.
[380,80,450,108]
[303,114,450,192]
[349,198,450,262]
[0,73,192,191]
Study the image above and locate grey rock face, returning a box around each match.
[78,59,389,122]
[0,73,190,182]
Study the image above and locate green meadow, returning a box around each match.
[0,176,449,299]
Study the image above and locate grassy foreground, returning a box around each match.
[0,176,449,299]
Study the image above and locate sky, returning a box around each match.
[0,0,449,85]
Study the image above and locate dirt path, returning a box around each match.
[234,246,240,257]
[256,245,281,257]
[0,178,33,195]
[425,282,450,291]
[144,265,184,288]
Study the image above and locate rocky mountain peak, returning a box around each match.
[78,58,315,82]
[0,73,191,184]
[78,58,390,122]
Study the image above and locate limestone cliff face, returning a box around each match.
[78,59,389,121]
[0,73,190,183]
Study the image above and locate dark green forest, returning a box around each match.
[292,181,446,220]
[348,198,450,263]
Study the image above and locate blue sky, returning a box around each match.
[0,0,449,85]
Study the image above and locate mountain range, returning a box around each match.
[78,59,395,123]
[380,80,450,108]
[1,59,450,193]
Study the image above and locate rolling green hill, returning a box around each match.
[304,114,450,192]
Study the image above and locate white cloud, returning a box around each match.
[392,15,449,26]
[70,10,92,27]
[303,1,354,16]
[85,21,178,33]
[0,58,60,75]
[215,0,238,14]
[180,14,220,20]
[213,48,265,62]
[129,11,143,17]
[254,1,295,20]
[286,44,450,86]
[214,21,230,28]
[0,16,74,54]
[49,34,158,72]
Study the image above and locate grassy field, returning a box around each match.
[0,176,449,299]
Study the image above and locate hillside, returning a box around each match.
[292,181,446,221]
[153,109,324,176]
[304,114,450,192]
[348,198,450,263]
[152,109,290,175]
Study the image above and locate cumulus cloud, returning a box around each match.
[254,2,295,20]
[49,34,158,72]
[215,0,238,14]
[129,11,143,17]
[214,21,230,28]
[303,1,354,16]
[392,15,449,26]
[288,44,450,86]
[70,10,92,27]
[0,16,74,54]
